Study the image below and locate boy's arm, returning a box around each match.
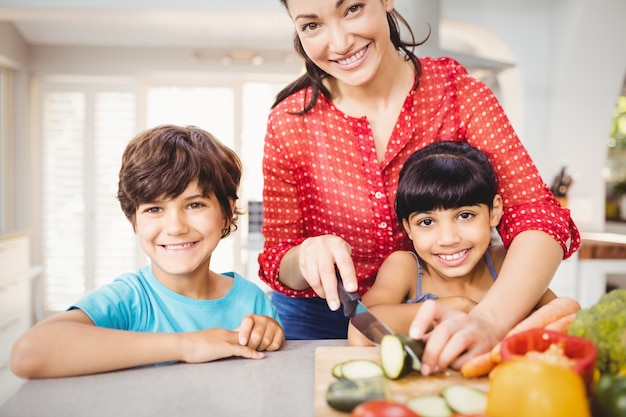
[11,309,264,379]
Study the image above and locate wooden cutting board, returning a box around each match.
[314,346,489,417]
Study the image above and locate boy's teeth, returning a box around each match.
[338,47,366,65]
[439,250,467,261]
[164,243,193,250]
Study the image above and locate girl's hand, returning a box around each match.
[236,314,285,351]
[408,300,499,375]
[299,235,357,311]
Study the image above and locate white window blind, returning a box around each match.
[42,88,138,311]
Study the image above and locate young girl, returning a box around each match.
[259,0,579,371]
[11,125,284,379]
[347,141,555,351]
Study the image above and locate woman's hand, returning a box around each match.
[236,314,285,351]
[298,235,358,311]
[408,300,500,375]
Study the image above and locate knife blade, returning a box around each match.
[336,268,423,365]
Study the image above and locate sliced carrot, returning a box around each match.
[460,352,497,378]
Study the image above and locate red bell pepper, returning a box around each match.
[499,328,597,393]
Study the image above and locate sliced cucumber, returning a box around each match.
[406,395,453,417]
[380,334,416,380]
[326,377,387,412]
[401,334,425,371]
[333,359,384,380]
[331,362,344,379]
[440,384,487,415]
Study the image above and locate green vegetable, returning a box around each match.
[406,385,487,417]
[406,395,452,417]
[380,334,423,379]
[332,360,384,380]
[567,288,626,375]
[326,377,387,413]
[590,374,626,417]
[440,384,487,414]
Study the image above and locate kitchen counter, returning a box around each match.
[0,339,346,417]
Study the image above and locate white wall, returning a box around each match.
[442,0,626,232]
[0,22,33,237]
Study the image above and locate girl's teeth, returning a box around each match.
[439,250,467,261]
[338,47,366,65]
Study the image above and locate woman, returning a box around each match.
[258,0,579,372]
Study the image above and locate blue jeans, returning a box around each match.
[271,292,350,340]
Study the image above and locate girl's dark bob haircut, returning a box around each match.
[395,140,499,224]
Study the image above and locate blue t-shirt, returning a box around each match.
[71,265,280,332]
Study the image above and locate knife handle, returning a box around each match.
[335,266,360,318]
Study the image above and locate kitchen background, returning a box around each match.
[0,0,625,400]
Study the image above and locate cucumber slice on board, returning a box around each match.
[440,384,487,414]
[406,395,453,417]
[332,359,384,380]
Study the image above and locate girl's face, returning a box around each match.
[402,195,503,280]
[286,0,395,87]
[134,181,228,283]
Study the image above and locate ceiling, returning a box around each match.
[0,1,293,51]
[0,0,514,73]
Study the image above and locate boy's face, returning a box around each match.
[401,195,503,279]
[134,181,227,283]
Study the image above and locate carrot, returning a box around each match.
[461,352,497,378]
[503,297,581,336]
[543,312,577,333]
[491,297,581,363]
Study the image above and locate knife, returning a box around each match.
[336,268,423,365]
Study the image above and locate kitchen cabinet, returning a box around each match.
[0,231,33,405]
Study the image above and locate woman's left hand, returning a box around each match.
[408,299,500,375]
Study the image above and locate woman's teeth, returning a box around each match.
[337,46,366,65]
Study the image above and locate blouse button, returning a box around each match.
[379,222,387,229]
[375,191,384,199]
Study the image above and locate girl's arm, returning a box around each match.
[11,309,264,379]
[470,230,563,339]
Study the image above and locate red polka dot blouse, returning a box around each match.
[258,57,581,298]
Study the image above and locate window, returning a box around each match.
[41,85,139,311]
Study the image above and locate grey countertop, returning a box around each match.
[0,339,346,417]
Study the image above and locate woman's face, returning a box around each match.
[285,0,395,87]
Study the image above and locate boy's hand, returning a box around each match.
[180,328,265,363]
[236,314,285,352]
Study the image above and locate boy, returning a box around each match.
[12,125,284,378]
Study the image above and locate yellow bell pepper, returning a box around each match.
[486,358,590,417]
